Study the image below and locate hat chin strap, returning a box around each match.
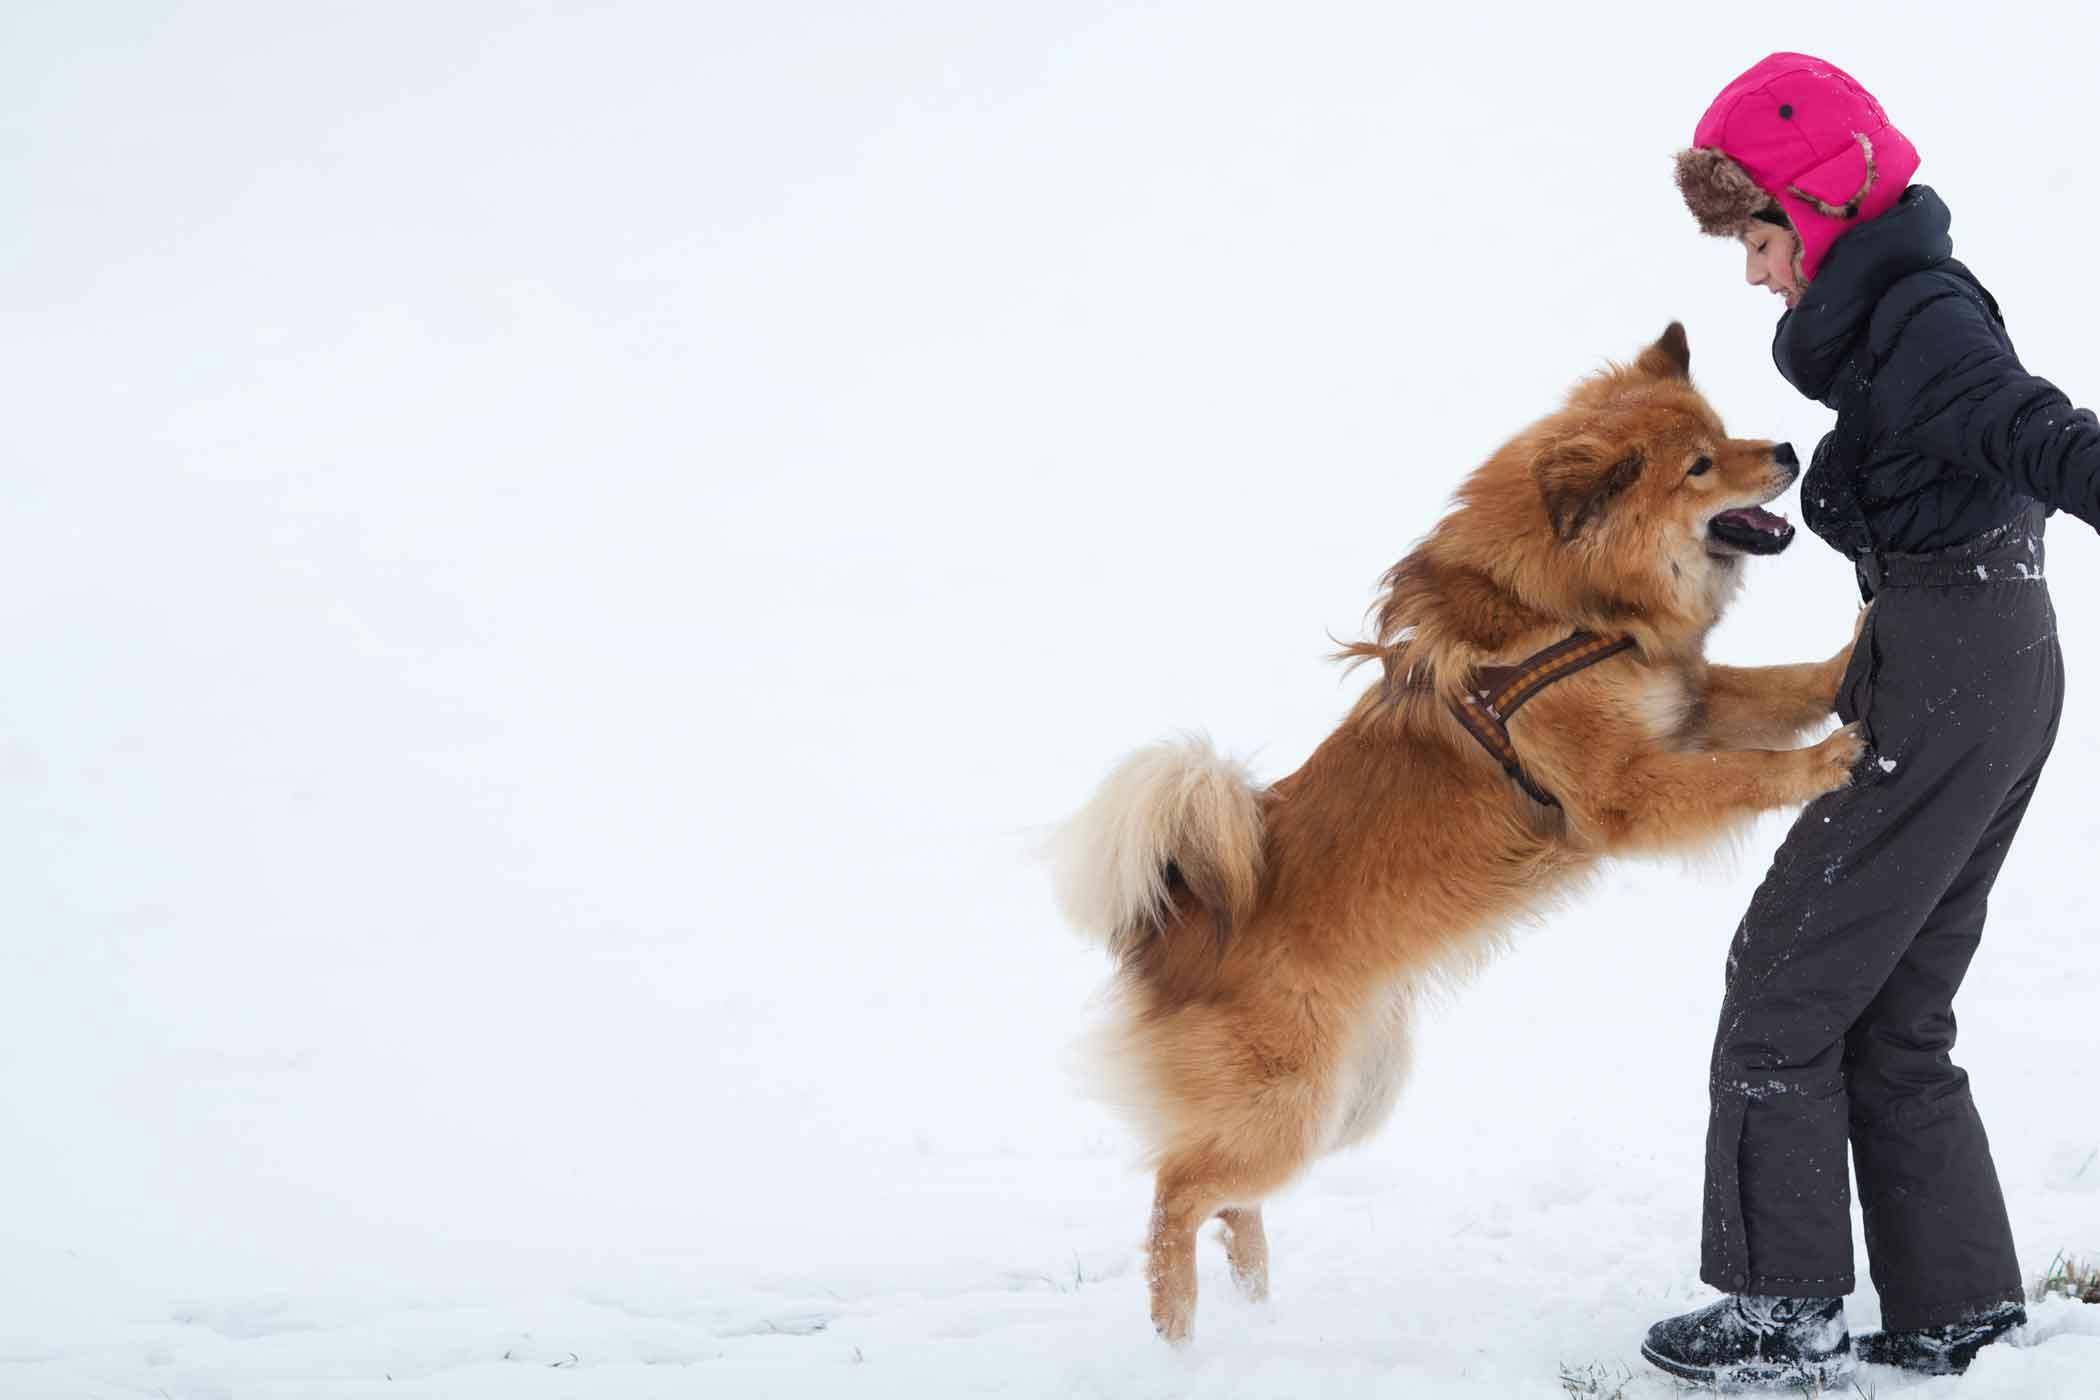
[1786,133,1877,221]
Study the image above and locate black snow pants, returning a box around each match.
[1700,506,2063,1331]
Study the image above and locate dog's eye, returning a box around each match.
[1688,456,1714,477]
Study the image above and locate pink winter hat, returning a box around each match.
[1674,53,1919,283]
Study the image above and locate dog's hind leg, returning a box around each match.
[1148,1138,1304,1341]
[1146,1160,1224,1345]
[1137,1007,1325,1342]
[1216,1206,1269,1301]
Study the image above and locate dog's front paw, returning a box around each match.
[1800,722,1868,797]
[1820,605,1871,711]
[1818,648,1853,712]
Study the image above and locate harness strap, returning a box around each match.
[1447,632,1637,809]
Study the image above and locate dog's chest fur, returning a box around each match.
[1632,668,1697,741]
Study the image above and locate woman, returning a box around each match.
[1642,52,2097,1389]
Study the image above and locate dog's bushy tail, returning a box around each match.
[1047,734,1265,960]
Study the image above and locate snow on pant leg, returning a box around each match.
[1699,580,2055,1299]
[1844,621,2062,1331]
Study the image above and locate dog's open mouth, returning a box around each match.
[1708,505,1795,556]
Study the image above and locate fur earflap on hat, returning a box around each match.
[1674,145,1811,284]
[1675,146,1784,240]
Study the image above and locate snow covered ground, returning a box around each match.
[3,3,2095,1396]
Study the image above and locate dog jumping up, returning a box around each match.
[1048,324,1863,1344]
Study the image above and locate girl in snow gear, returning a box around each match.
[1673,510,2055,1385]
[1648,51,2100,1384]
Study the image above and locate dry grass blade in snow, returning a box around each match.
[2033,1251,2100,1305]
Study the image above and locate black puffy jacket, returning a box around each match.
[1774,184,2100,558]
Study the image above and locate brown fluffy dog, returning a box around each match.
[1048,324,1864,1344]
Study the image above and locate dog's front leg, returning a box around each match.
[1697,659,1843,748]
[1696,609,1864,749]
[1569,724,1865,853]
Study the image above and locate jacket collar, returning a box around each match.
[1772,185,1955,405]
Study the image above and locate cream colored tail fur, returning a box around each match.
[1047,735,1266,958]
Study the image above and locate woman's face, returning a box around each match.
[1741,222,1803,308]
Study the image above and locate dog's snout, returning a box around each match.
[1772,442,1799,468]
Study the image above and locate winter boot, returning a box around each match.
[1640,1294,1853,1389]
[1855,1300,2025,1376]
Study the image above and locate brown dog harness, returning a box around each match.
[1448,632,1638,808]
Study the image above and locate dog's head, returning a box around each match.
[1498,322,1798,631]
[1344,323,1799,709]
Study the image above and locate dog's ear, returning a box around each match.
[1535,434,1646,540]
[1636,322,1692,381]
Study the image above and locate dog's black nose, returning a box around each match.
[1772,442,1799,468]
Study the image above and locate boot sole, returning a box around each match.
[1639,1342,1856,1391]
[1856,1326,2015,1376]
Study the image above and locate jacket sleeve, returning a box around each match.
[1889,287,2100,531]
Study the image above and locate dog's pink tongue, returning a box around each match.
[1714,505,1789,534]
